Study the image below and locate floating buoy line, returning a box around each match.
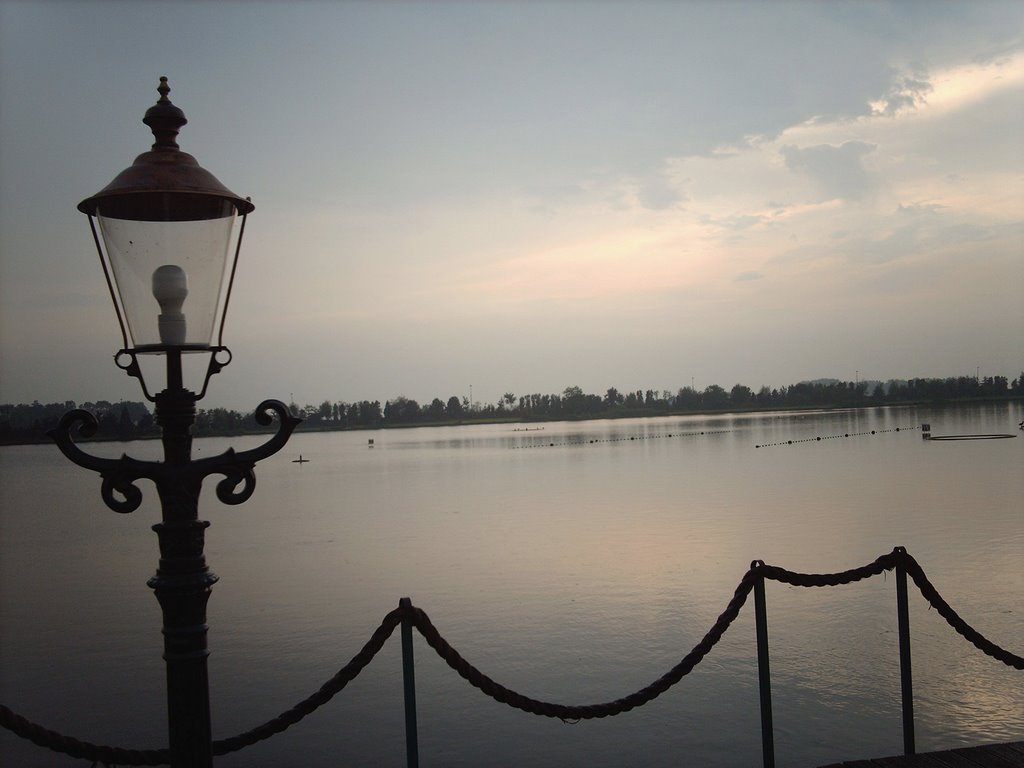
[514,428,733,449]
[755,426,912,449]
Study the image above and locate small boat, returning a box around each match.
[292,455,310,463]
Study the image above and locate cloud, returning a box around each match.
[870,71,932,116]
[734,271,763,282]
[718,214,766,231]
[636,171,686,210]
[897,202,946,216]
[473,48,1020,311]
[779,141,878,201]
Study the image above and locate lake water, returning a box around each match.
[1,403,1022,767]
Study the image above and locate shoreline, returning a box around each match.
[4,394,1020,446]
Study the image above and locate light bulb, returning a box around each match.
[152,264,189,345]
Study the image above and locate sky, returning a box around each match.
[1,0,1021,411]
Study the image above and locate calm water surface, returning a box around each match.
[1,403,1022,766]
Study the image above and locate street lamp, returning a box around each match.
[49,78,300,768]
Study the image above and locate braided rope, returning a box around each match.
[408,569,759,720]
[0,705,168,766]
[0,607,404,766]
[898,551,1024,670]
[212,606,404,754]
[2,549,1020,765]
[759,549,901,588]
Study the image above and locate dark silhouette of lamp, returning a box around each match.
[50,77,300,768]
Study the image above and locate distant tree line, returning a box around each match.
[0,400,153,445]
[3,372,1021,444]
[0,397,388,445]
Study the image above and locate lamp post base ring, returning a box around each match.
[148,573,219,591]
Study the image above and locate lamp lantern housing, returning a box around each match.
[78,77,253,353]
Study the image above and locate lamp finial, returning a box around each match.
[157,76,171,103]
[143,76,187,150]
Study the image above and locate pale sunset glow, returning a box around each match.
[922,51,1024,114]
[1,1,1020,408]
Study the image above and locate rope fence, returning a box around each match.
[2,547,1020,767]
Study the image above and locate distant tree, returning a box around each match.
[136,410,155,434]
[195,407,243,436]
[562,386,587,415]
[96,408,118,434]
[545,394,563,416]
[604,387,623,407]
[988,376,1008,394]
[384,396,421,424]
[117,404,134,440]
[426,398,446,419]
[348,400,382,427]
[729,384,753,406]
[317,400,332,423]
[674,387,701,410]
[446,396,464,419]
[370,401,384,425]
[702,384,729,409]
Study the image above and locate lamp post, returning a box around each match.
[49,78,300,768]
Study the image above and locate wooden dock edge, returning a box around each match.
[818,740,1024,767]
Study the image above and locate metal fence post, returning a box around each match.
[400,597,420,768]
[895,554,915,756]
[752,562,775,768]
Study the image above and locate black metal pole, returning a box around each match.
[50,358,300,768]
[895,557,915,756]
[148,349,216,768]
[400,597,420,768]
[753,563,775,768]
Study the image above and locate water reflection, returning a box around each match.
[1,403,1021,766]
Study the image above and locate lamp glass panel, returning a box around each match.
[97,197,236,349]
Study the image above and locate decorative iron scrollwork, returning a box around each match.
[213,460,258,506]
[48,399,301,514]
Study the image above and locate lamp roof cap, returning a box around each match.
[78,77,254,218]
